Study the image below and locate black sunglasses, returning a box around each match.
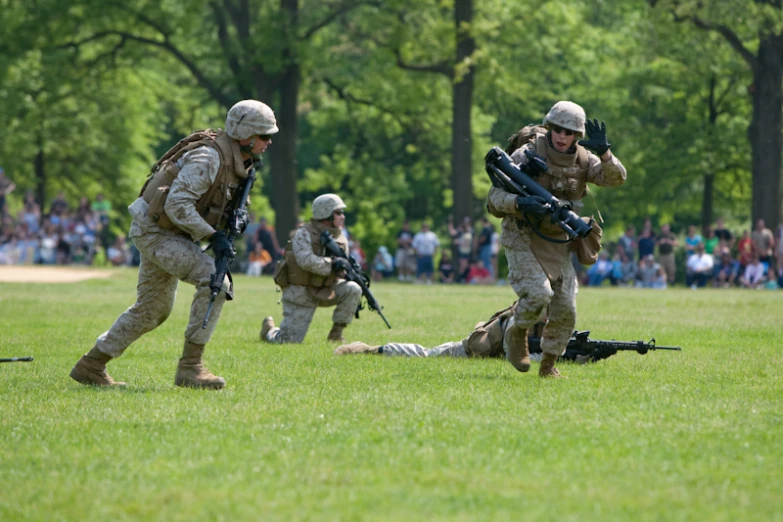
[333,210,345,216]
[550,125,575,136]
[258,134,273,141]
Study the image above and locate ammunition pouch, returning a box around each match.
[571,217,602,265]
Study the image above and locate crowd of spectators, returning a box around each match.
[585,217,783,290]
[2,167,780,293]
[0,179,138,267]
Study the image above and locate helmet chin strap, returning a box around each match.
[240,137,262,160]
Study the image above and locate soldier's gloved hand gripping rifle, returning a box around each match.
[202,160,258,328]
[485,146,592,242]
[319,230,392,329]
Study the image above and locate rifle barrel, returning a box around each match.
[0,357,34,363]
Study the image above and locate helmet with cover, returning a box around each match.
[225,100,279,140]
[312,194,347,220]
[542,101,586,137]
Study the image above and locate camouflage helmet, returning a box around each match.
[542,101,586,136]
[225,100,279,140]
[312,194,347,220]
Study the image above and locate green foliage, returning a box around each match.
[2,272,783,520]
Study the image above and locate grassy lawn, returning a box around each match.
[1,268,782,521]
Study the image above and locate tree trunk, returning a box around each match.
[701,174,713,232]
[748,34,783,230]
[269,0,301,245]
[35,135,46,209]
[450,0,475,223]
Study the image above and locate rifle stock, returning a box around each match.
[320,231,392,329]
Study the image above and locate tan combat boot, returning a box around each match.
[259,316,275,342]
[174,341,226,390]
[334,342,381,355]
[69,346,126,387]
[504,325,531,373]
[539,353,564,378]
[327,322,348,342]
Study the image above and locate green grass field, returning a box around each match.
[2,268,782,521]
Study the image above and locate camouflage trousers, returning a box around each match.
[94,229,229,358]
[505,245,577,357]
[264,281,362,344]
[381,339,468,357]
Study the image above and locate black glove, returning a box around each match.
[516,195,549,218]
[578,118,611,156]
[332,257,351,274]
[209,231,234,258]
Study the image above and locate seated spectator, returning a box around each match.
[587,252,613,286]
[686,243,714,288]
[246,243,272,277]
[763,266,779,290]
[610,248,637,286]
[438,251,455,284]
[636,254,661,288]
[740,254,767,289]
[650,267,667,289]
[466,260,492,285]
[371,246,394,282]
[713,249,741,288]
[107,236,130,266]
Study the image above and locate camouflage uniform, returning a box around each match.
[489,104,626,362]
[264,222,362,343]
[96,146,230,357]
[70,99,279,388]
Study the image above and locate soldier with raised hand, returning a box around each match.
[488,101,626,377]
[260,194,362,344]
[70,100,279,389]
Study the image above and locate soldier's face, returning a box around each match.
[550,127,576,152]
[332,209,345,228]
[252,134,272,155]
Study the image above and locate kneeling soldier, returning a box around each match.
[260,194,362,344]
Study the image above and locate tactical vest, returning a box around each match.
[139,129,248,235]
[273,220,348,295]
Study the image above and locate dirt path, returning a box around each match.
[0,266,116,283]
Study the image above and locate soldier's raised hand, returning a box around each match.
[578,118,611,156]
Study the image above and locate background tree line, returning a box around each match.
[1,0,778,257]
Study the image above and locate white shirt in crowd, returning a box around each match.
[687,252,714,274]
[412,230,440,256]
[743,262,766,285]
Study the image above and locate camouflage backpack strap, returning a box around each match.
[505,124,548,155]
[139,129,219,197]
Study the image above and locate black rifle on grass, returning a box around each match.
[485,146,592,242]
[529,330,681,363]
[0,357,34,363]
[319,230,391,329]
[202,160,258,328]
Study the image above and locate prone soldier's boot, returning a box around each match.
[334,342,381,355]
[504,324,531,373]
[69,346,126,387]
[174,341,226,390]
[327,322,348,342]
[539,353,564,378]
[260,316,275,342]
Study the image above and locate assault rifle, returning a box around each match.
[529,330,681,363]
[484,146,592,241]
[0,357,34,363]
[319,230,392,329]
[202,160,258,328]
